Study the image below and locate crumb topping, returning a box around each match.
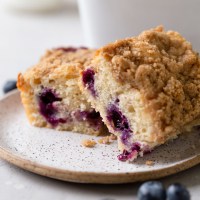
[18,48,95,92]
[95,26,200,135]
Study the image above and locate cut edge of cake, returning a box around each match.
[17,47,108,136]
[80,26,200,161]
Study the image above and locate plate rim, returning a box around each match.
[0,90,200,184]
[1,145,200,184]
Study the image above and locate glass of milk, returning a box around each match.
[78,0,200,51]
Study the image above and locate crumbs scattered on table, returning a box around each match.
[82,139,96,147]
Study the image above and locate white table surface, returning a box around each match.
[0,2,200,200]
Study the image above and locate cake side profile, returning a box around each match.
[80,26,200,160]
[17,48,107,135]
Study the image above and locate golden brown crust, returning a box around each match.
[17,73,31,93]
[20,48,95,87]
[94,26,200,139]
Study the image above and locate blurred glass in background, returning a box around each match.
[2,0,65,12]
[0,0,81,96]
[78,0,200,50]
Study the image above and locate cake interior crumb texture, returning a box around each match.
[81,26,200,161]
[17,48,107,136]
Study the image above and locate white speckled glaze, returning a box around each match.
[0,90,200,184]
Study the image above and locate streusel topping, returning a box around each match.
[95,26,200,133]
[21,48,95,88]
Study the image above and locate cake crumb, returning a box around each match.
[109,134,117,140]
[82,139,96,147]
[98,134,117,144]
[98,136,111,144]
[145,160,155,166]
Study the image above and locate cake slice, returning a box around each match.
[17,47,107,135]
[80,26,200,160]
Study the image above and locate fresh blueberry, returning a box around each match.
[167,183,190,200]
[138,181,166,200]
[3,80,17,94]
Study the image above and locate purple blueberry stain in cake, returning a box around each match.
[121,130,131,144]
[38,88,66,126]
[86,110,101,126]
[39,88,61,105]
[107,104,129,130]
[74,109,103,130]
[55,46,88,52]
[117,150,131,161]
[82,68,97,97]
[117,149,138,161]
[115,98,120,103]
[131,142,141,152]
[118,142,141,161]
[107,100,142,161]
[107,103,132,144]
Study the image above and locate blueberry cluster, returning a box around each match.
[138,181,190,200]
[38,87,66,126]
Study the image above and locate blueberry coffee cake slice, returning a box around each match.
[81,26,200,160]
[17,47,107,135]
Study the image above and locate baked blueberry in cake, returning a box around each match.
[17,47,107,135]
[81,26,200,160]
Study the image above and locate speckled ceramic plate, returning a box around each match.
[0,91,200,184]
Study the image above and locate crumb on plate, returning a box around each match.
[109,134,117,140]
[98,136,111,144]
[145,160,155,166]
[82,139,96,147]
